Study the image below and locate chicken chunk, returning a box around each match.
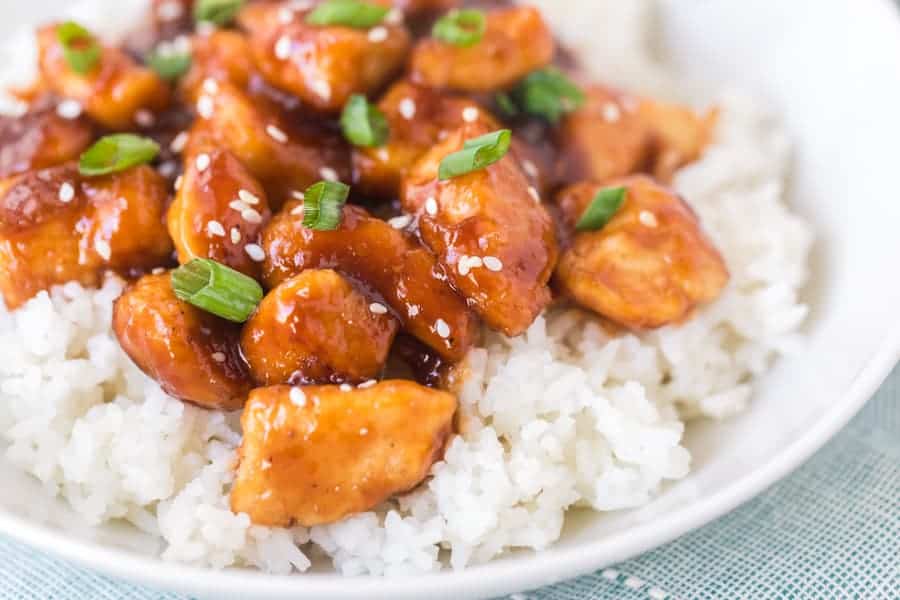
[114,273,253,410]
[231,381,456,527]
[556,86,653,185]
[242,269,399,385]
[638,99,718,183]
[353,81,500,198]
[371,0,460,16]
[261,204,478,362]
[238,2,410,113]
[188,80,350,204]
[555,177,729,329]
[180,30,256,102]
[0,100,94,179]
[0,164,173,309]
[168,146,272,278]
[37,24,170,130]
[409,6,555,92]
[401,123,558,336]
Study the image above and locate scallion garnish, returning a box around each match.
[340,94,389,147]
[301,180,350,230]
[438,129,511,180]
[57,21,101,75]
[146,46,192,81]
[306,0,389,29]
[432,9,486,47]
[575,186,627,232]
[171,258,263,323]
[78,134,160,177]
[194,0,245,25]
[506,67,585,123]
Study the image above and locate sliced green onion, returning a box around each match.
[171,258,263,323]
[146,46,192,81]
[575,186,627,232]
[78,134,160,176]
[57,21,101,75]
[432,9,486,47]
[340,95,389,148]
[438,129,511,180]
[509,67,585,123]
[306,0,389,29]
[302,181,350,230]
[194,0,245,25]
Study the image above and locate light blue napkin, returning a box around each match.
[2,366,898,599]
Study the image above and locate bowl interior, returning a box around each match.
[2,1,900,599]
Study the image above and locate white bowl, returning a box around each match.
[3,1,900,599]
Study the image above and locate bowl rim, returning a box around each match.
[3,1,900,598]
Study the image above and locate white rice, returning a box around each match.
[0,0,813,576]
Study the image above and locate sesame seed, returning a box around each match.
[158,161,177,178]
[195,153,211,172]
[245,243,266,262]
[58,182,75,203]
[266,124,288,143]
[202,78,219,95]
[312,79,332,101]
[368,26,388,43]
[435,318,451,339]
[151,267,166,275]
[211,351,226,362]
[385,8,403,25]
[197,95,214,119]
[398,98,416,120]
[424,197,438,216]
[458,255,482,276]
[358,379,377,389]
[289,387,306,407]
[339,383,353,392]
[388,214,412,229]
[319,167,338,182]
[528,186,541,203]
[260,459,272,470]
[230,227,241,244]
[521,159,539,179]
[639,210,658,227]
[407,305,420,317]
[291,190,305,201]
[462,106,479,123]
[174,175,183,191]
[602,102,621,122]
[483,256,503,272]
[170,131,189,153]
[290,204,305,216]
[242,208,263,224]
[369,302,388,315]
[207,220,226,236]
[135,109,155,128]
[95,239,112,261]
[238,189,260,205]
[157,0,183,21]
[359,428,368,435]
[260,490,272,500]
[229,200,250,213]
[56,99,82,120]
[274,35,292,60]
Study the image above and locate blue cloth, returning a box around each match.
[2,366,898,599]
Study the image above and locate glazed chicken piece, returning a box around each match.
[168,146,272,279]
[0,164,173,309]
[36,23,170,130]
[401,122,559,337]
[353,80,500,199]
[237,1,410,113]
[0,101,94,179]
[179,30,256,101]
[556,86,653,185]
[188,80,350,205]
[231,381,457,527]
[261,203,478,362]
[409,6,555,92]
[555,177,729,329]
[114,273,253,410]
[638,99,718,183]
[371,0,460,16]
[242,269,399,385]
